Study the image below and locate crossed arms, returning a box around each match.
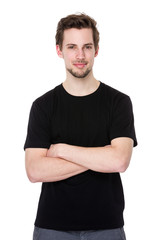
[25,137,133,183]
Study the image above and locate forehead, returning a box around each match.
[63,28,94,45]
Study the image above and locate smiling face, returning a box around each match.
[56,28,99,79]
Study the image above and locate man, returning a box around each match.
[24,13,137,240]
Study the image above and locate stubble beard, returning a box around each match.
[67,67,92,79]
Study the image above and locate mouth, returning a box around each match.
[73,62,88,69]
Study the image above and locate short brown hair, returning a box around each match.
[55,13,99,51]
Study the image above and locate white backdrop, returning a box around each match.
[0,0,160,239]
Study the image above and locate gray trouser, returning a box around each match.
[33,226,126,240]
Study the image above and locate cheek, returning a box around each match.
[88,54,95,64]
[64,52,75,62]
[86,51,95,60]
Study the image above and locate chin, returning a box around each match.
[67,68,91,79]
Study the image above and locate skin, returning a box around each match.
[25,28,134,183]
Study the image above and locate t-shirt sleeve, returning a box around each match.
[109,94,137,147]
[24,101,51,150]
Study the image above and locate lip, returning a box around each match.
[73,63,87,69]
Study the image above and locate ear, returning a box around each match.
[95,46,99,57]
[56,45,63,58]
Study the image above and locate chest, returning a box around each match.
[51,97,111,147]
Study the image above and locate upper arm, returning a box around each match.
[24,101,51,150]
[111,137,134,172]
[24,100,51,181]
[110,95,137,148]
[25,148,48,182]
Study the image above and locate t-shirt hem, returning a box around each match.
[24,142,51,150]
[34,222,124,231]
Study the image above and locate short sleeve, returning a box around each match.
[109,94,137,147]
[24,101,51,150]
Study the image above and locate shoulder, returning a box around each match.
[34,84,61,105]
[30,84,62,116]
[101,82,129,99]
[101,82,131,106]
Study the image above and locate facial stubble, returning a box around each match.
[67,67,92,79]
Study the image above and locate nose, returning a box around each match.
[76,48,85,59]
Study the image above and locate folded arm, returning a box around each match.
[25,148,88,183]
[48,137,134,173]
[25,137,133,183]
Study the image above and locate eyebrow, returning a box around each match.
[66,43,94,47]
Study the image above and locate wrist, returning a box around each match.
[58,143,69,159]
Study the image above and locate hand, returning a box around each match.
[47,143,66,158]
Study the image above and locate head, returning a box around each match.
[55,13,99,52]
[55,13,99,79]
[56,14,99,78]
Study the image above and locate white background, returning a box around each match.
[0,0,160,239]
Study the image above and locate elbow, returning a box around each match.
[118,164,128,173]
[28,174,38,183]
[25,164,40,183]
[25,149,47,183]
[26,169,38,183]
[118,157,130,173]
[100,156,130,173]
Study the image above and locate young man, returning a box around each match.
[24,13,137,240]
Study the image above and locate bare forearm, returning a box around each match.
[49,138,133,173]
[26,155,88,183]
[41,157,88,182]
[60,145,118,173]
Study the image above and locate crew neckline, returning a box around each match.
[60,81,102,98]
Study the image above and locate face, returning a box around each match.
[56,28,99,78]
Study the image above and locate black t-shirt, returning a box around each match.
[24,81,137,231]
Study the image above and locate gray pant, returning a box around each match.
[33,227,126,240]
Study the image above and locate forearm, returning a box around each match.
[53,139,133,173]
[41,157,88,182]
[60,145,118,173]
[26,154,88,183]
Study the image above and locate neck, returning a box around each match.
[62,70,100,96]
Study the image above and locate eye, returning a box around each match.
[68,45,75,49]
[85,45,92,49]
